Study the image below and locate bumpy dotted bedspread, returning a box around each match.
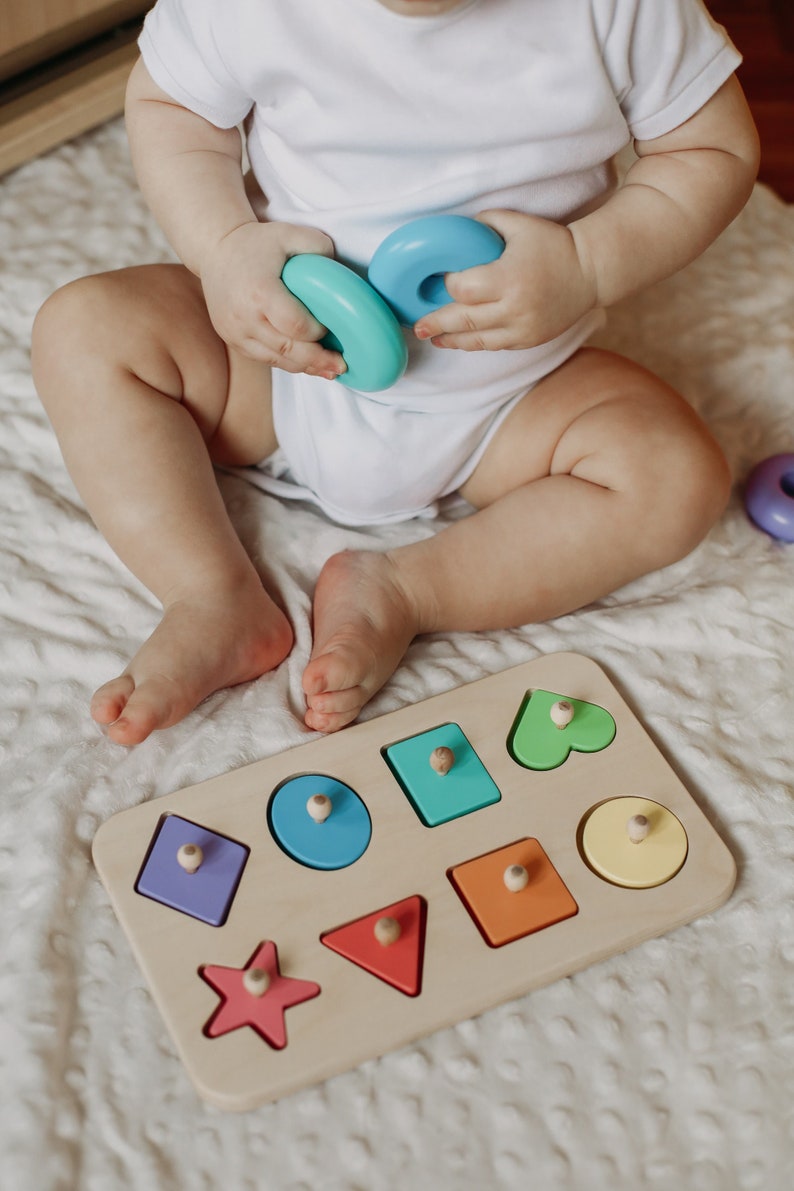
[1,122,792,1190]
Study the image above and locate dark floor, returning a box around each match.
[708,0,794,200]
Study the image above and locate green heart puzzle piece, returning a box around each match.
[508,689,616,771]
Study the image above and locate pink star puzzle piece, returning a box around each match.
[200,941,321,1049]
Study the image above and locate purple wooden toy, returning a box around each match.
[744,453,794,542]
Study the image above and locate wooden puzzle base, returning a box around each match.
[92,653,736,1111]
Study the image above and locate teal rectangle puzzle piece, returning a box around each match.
[383,722,500,827]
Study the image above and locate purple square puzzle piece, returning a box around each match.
[136,814,249,927]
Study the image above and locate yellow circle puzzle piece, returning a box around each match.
[580,797,688,889]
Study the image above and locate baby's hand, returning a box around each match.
[413,209,597,351]
[199,222,346,378]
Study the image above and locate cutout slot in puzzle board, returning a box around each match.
[92,652,735,1111]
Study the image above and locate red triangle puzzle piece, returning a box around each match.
[321,895,427,996]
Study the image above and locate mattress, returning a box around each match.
[1,118,792,1190]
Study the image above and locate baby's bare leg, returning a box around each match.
[303,348,730,731]
[32,264,292,744]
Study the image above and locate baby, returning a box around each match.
[31,0,759,745]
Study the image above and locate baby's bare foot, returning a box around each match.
[302,550,422,733]
[91,579,293,745]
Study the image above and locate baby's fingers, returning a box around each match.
[241,329,345,378]
[444,256,504,307]
[267,282,330,346]
[240,283,345,375]
[415,302,509,352]
[427,327,512,352]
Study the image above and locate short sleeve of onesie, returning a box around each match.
[596,0,741,141]
[131,0,747,529]
[138,0,252,129]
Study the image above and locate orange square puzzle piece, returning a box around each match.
[449,838,578,947]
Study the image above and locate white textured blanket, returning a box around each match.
[1,119,792,1190]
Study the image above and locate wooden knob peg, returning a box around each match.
[306,793,332,823]
[243,967,271,997]
[176,843,204,874]
[503,863,529,892]
[429,746,455,775]
[627,814,650,844]
[373,916,401,947]
[550,700,575,730]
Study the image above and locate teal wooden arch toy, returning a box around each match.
[280,254,408,393]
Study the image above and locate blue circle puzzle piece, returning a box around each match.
[280,254,408,392]
[368,214,505,326]
[268,773,372,870]
[135,814,249,927]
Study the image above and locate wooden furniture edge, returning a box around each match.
[0,38,138,176]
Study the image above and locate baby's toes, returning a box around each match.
[305,683,365,715]
[304,687,367,734]
[90,675,135,726]
[104,676,183,746]
[304,707,361,734]
[302,645,365,700]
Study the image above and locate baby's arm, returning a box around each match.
[125,59,345,379]
[415,76,760,351]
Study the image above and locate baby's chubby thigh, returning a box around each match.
[459,346,731,560]
[34,262,277,468]
[210,342,278,467]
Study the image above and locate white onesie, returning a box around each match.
[139,0,740,525]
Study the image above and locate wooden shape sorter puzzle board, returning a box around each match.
[92,653,736,1111]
